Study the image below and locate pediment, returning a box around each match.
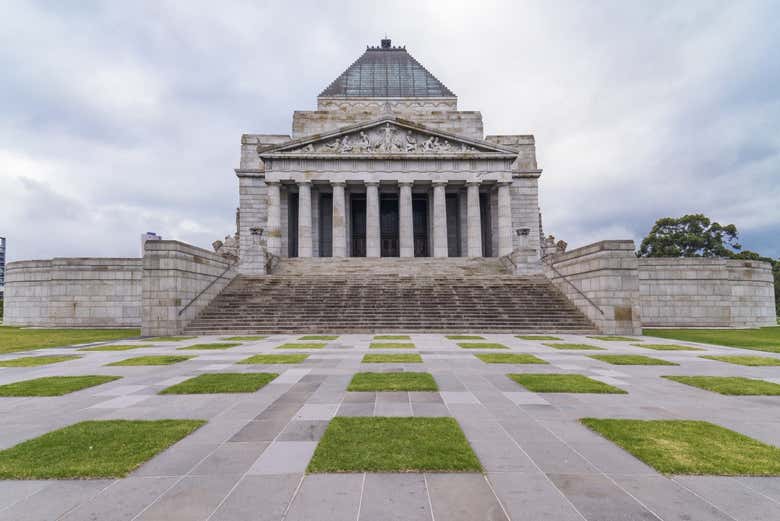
[259,118,517,158]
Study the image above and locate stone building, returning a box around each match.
[236,38,542,276]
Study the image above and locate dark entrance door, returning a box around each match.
[446,194,461,257]
[412,197,429,257]
[380,195,399,257]
[319,194,333,257]
[480,193,492,257]
[351,197,366,257]
[288,192,298,258]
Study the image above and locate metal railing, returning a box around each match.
[178,261,236,317]
[543,257,605,316]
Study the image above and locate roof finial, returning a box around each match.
[381,36,391,49]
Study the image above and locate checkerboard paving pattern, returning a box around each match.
[0,333,779,520]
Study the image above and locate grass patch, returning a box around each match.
[222,336,267,341]
[159,373,278,394]
[348,372,438,392]
[589,354,677,366]
[0,376,121,397]
[0,419,204,479]
[446,335,485,340]
[107,355,193,366]
[508,373,626,393]
[0,355,80,367]
[644,327,780,353]
[0,327,140,354]
[475,353,547,364]
[239,354,309,364]
[276,343,327,349]
[362,354,423,363]
[701,355,780,367]
[632,343,702,351]
[177,343,241,350]
[589,336,641,342]
[145,336,197,342]
[369,342,415,349]
[299,335,338,341]
[543,343,604,350]
[664,376,780,395]
[308,417,481,473]
[516,335,561,341]
[374,335,411,340]
[581,419,780,475]
[80,344,156,352]
[457,342,508,349]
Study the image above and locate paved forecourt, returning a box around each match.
[0,333,779,520]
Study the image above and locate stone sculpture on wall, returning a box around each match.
[212,234,240,263]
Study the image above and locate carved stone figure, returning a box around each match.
[404,131,417,152]
[213,234,240,262]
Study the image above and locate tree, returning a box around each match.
[637,214,741,258]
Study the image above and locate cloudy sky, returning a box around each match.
[1,0,778,262]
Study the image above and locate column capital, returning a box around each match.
[466,180,482,187]
[398,181,414,188]
[364,180,380,187]
[330,181,346,187]
[296,180,312,186]
[432,181,448,188]
[265,180,281,186]
[496,181,513,187]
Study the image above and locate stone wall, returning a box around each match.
[639,258,777,328]
[510,176,541,257]
[237,172,268,275]
[544,240,642,335]
[142,240,237,336]
[3,258,142,327]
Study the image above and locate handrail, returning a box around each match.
[543,256,605,316]
[178,261,236,316]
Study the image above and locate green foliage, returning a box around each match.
[369,342,415,349]
[589,354,677,366]
[508,373,626,393]
[177,342,241,350]
[637,214,741,258]
[644,327,780,352]
[0,355,81,367]
[348,372,438,391]
[362,354,423,363]
[159,373,278,394]
[543,343,604,350]
[0,376,121,396]
[700,355,780,366]
[475,353,548,364]
[107,355,193,366]
[664,376,780,395]
[0,328,140,354]
[239,354,309,364]
[456,342,508,349]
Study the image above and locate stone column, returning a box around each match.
[266,181,281,257]
[399,182,414,257]
[297,181,312,257]
[366,181,381,258]
[432,181,448,257]
[497,182,513,256]
[331,182,346,257]
[466,182,482,257]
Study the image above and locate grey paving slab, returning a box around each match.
[488,471,583,521]
[58,476,178,521]
[284,473,363,521]
[89,395,151,409]
[337,402,375,416]
[548,473,661,521]
[673,476,780,521]
[359,473,432,521]
[518,441,599,474]
[737,477,780,503]
[293,403,339,420]
[0,480,112,521]
[135,474,239,521]
[617,475,735,521]
[503,391,550,405]
[0,481,50,511]
[190,441,269,475]
[411,402,450,416]
[426,473,509,521]
[440,391,480,404]
[135,441,220,477]
[247,441,317,475]
[229,419,288,442]
[277,420,329,441]
[209,474,302,521]
[374,400,413,416]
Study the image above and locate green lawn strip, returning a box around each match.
[80,344,156,352]
[239,354,309,364]
[222,336,267,341]
[588,336,642,342]
[177,343,241,350]
[446,335,485,340]
[107,355,194,366]
[159,373,278,394]
[0,376,121,397]
[581,418,780,475]
[369,342,415,349]
[299,335,339,341]
[144,336,197,342]
[276,343,327,349]
[644,327,780,353]
[632,343,702,351]
[508,373,626,394]
[475,353,548,364]
[543,343,604,350]
[0,355,81,367]
[701,355,780,367]
[516,335,561,341]
[348,372,438,392]
[663,376,780,395]
[589,354,677,366]
[0,328,140,354]
[0,419,205,479]
[456,342,508,349]
[373,335,411,340]
[307,417,482,473]
[362,354,423,363]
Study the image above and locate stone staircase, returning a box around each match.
[184,258,596,334]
